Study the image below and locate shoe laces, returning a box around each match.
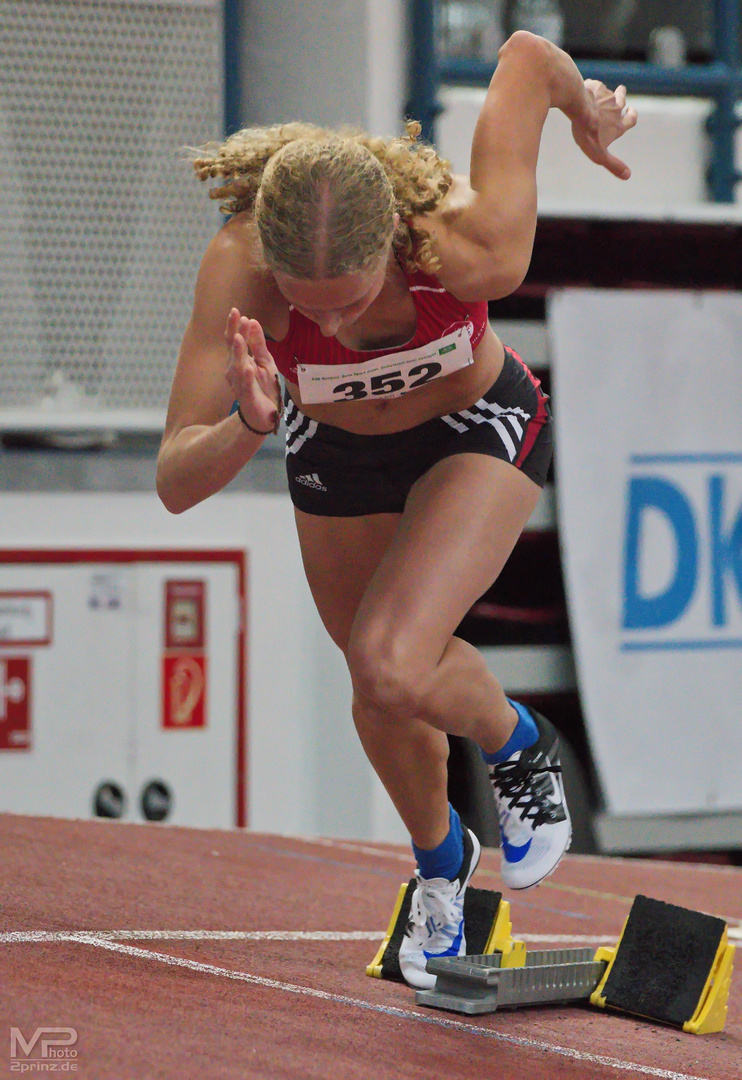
[491,750,562,827]
[406,876,460,934]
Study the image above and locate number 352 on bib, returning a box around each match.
[296,326,474,405]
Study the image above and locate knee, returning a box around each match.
[346,625,423,720]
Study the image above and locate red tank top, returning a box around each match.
[268,267,489,384]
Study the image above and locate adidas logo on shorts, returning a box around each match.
[295,472,327,491]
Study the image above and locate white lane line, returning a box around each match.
[0,930,382,944]
[0,930,620,945]
[304,836,411,862]
[283,839,742,926]
[0,930,379,944]
[66,936,711,1080]
[521,934,616,944]
[305,836,742,886]
[564,853,742,876]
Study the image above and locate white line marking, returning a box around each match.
[0,930,383,944]
[564,852,742,876]
[520,934,616,944]
[0,930,621,945]
[6,923,738,947]
[304,835,742,880]
[305,836,411,861]
[301,838,742,924]
[63,936,712,1080]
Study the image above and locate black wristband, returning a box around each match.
[235,404,275,437]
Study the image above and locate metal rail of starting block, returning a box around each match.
[416,948,608,1016]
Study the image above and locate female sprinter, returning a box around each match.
[157,32,637,989]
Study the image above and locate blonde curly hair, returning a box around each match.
[193,120,452,278]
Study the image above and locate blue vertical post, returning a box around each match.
[223,0,242,137]
[708,0,740,201]
[409,0,439,143]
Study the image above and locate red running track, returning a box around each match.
[0,814,740,1079]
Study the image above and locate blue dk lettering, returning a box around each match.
[623,477,697,629]
[623,474,742,630]
[709,475,742,626]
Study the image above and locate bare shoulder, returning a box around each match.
[208,213,265,269]
[412,175,527,301]
[410,174,475,254]
[429,174,477,229]
[195,213,287,338]
[164,215,287,436]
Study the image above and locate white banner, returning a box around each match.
[549,289,742,816]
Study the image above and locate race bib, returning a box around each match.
[296,325,474,405]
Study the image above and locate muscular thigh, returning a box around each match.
[297,452,539,672]
[294,508,401,652]
[350,453,541,670]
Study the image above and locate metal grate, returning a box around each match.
[0,0,223,430]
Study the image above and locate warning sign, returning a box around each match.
[162,654,206,729]
[0,593,52,646]
[0,657,31,750]
[164,581,205,650]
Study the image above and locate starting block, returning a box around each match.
[590,894,735,1035]
[366,879,525,982]
[417,948,606,1015]
[369,885,735,1035]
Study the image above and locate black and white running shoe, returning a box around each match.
[488,707,572,890]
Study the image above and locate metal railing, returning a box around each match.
[409,0,742,201]
[224,0,242,136]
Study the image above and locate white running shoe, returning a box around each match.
[488,707,572,890]
[398,826,481,990]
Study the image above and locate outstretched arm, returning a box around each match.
[426,32,637,301]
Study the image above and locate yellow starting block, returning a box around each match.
[369,886,734,1035]
[366,880,525,982]
[591,894,735,1035]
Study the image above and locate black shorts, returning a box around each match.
[285,347,552,516]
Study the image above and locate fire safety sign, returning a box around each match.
[0,657,31,750]
[162,580,207,729]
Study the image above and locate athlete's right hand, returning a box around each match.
[225,308,282,432]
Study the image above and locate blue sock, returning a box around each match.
[412,804,464,881]
[481,699,539,765]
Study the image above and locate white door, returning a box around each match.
[0,553,244,826]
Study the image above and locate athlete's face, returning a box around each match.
[274,255,388,338]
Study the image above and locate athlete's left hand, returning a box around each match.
[570,80,638,179]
